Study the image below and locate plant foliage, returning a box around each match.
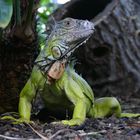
[0,0,13,28]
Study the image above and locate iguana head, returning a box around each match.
[46,17,95,59]
[36,18,94,82]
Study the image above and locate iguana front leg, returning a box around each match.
[2,66,44,124]
[1,79,35,124]
[18,79,36,122]
[18,66,45,123]
[62,99,86,125]
[62,76,91,126]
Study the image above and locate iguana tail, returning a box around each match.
[121,113,140,118]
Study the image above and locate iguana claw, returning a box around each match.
[62,119,83,126]
[1,116,34,124]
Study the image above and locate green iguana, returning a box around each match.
[3,18,140,126]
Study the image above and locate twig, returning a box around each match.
[27,123,49,140]
[107,130,113,140]
[0,112,19,117]
[0,134,43,140]
[79,130,107,136]
[0,134,26,140]
[127,123,140,128]
[49,129,82,140]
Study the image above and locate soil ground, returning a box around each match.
[0,98,139,140]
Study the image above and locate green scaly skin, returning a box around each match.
[2,18,140,125]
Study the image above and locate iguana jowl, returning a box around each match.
[5,18,140,126]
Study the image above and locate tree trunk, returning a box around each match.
[50,0,140,98]
[0,1,38,113]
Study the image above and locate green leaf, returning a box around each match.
[0,0,13,28]
[40,0,51,6]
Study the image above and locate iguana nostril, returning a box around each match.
[83,21,94,30]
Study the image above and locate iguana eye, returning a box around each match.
[63,18,75,28]
[65,20,70,26]
[51,46,62,59]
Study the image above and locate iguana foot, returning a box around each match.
[1,116,34,124]
[121,113,140,118]
[62,119,84,126]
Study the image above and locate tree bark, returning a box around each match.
[0,1,38,112]
[50,0,140,98]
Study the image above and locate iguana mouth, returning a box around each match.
[61,34,92,59]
